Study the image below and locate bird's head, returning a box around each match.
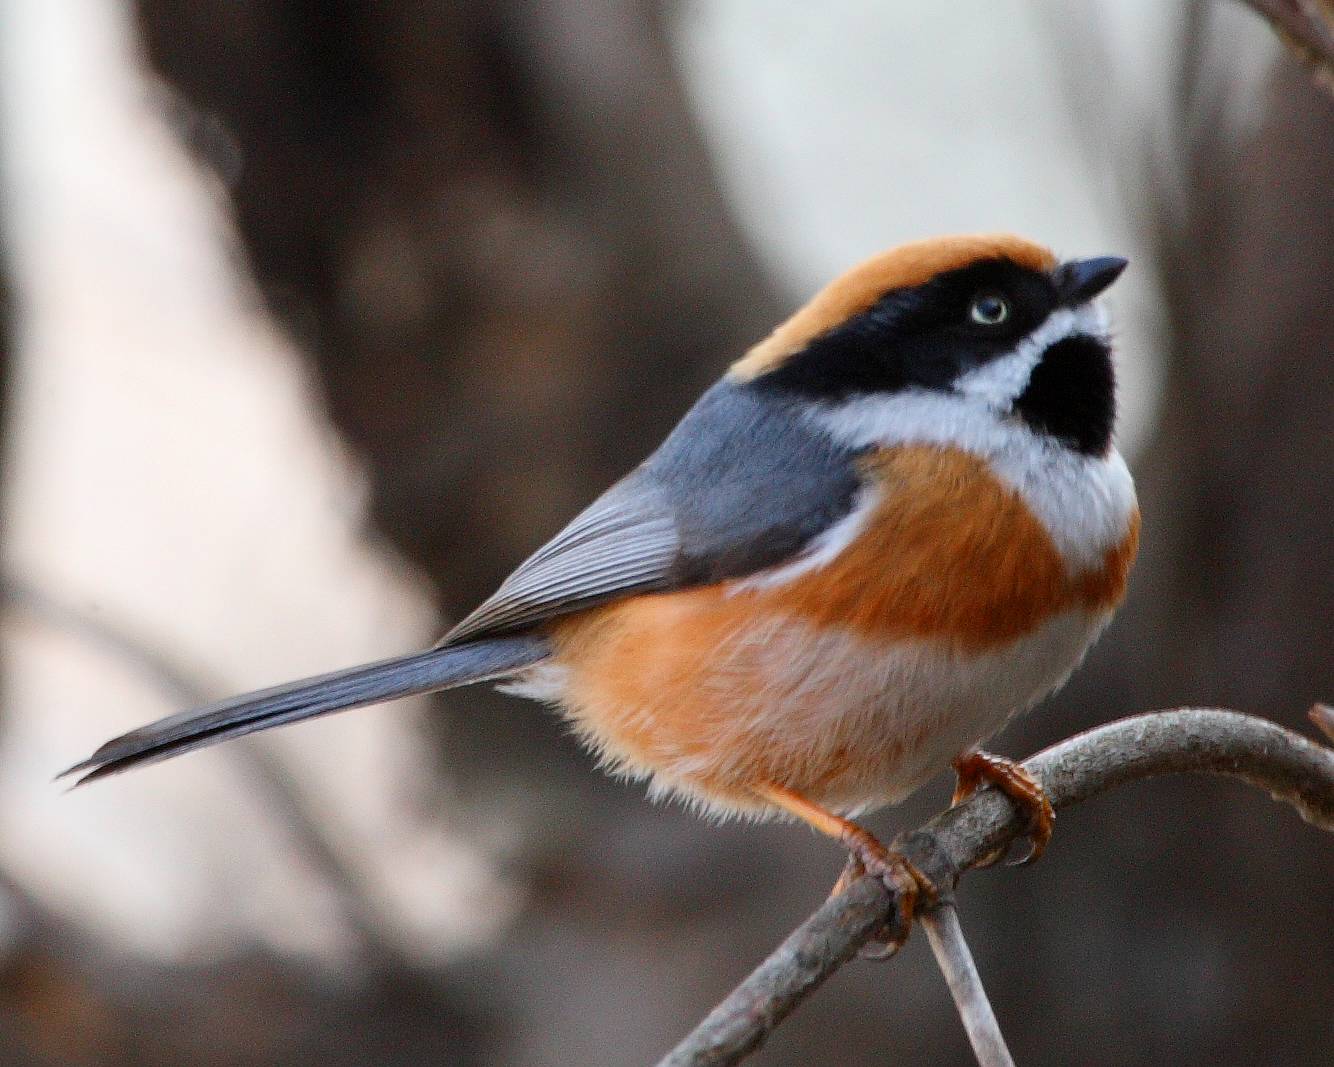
[730,234,1128,457]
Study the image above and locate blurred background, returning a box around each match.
[0,1,1330,1064]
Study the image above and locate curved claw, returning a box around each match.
[831,856,902,958]
[952,751,1055,866]
[828,841,937,958]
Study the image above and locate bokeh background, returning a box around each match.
[0,1,1330,1064]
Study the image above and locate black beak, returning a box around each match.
[1056,256,1128,303]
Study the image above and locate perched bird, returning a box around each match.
[65,234,1138,942]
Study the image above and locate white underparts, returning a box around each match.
[509,608,1113,818]
[807,300,1135,572]
[499,661,570,704]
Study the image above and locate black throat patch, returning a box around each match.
[1013,335,1116,455]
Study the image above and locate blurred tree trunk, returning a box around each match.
[1132,60,1334,719]
[133,0,780,618]
[121,6,784,1062]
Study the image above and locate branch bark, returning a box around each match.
[920,904,1014,1067]
[657,709,1334,1067]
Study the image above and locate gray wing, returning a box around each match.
[440,380,862,647]
[440,476,680,645]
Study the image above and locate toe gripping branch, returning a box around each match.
[952,751,1055,866]
[756,783,938,956]
[829,845,938,959]
[758,752,1056,959]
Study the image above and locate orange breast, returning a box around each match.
[764,444,1139,649]
[543,443,1138,811]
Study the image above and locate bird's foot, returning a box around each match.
[756,782,937,959]
[828,833,937,959]
[951,750,1054,867]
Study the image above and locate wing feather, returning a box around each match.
[439,381,864,648]
[440,478,679,645]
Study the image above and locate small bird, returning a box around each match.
[65,234,1138,943]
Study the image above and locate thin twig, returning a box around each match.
[1311,703,1334,743]
[1237,0,1334,92]
[920,904,1014,1067]
[657,708,1334,1067]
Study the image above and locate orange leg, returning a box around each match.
[756,783,936,955]
[951,751,1055,866]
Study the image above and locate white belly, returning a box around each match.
[510,606,1112,817]
[735,608,1110,812]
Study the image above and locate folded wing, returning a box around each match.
[440,380,864,646]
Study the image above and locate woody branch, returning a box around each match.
[658,707,1334,1067]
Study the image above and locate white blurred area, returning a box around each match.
[672,1,1274,458]
[0,0,518,964]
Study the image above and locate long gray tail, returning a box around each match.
[61,634,551,787]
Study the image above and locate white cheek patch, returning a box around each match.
[955,303,1108,411]
[812,389,1012,457]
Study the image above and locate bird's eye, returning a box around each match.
[969,294,1010,326]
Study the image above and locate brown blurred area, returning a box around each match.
[0,2,1330,1065]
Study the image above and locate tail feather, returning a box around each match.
[61,635,551,786]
